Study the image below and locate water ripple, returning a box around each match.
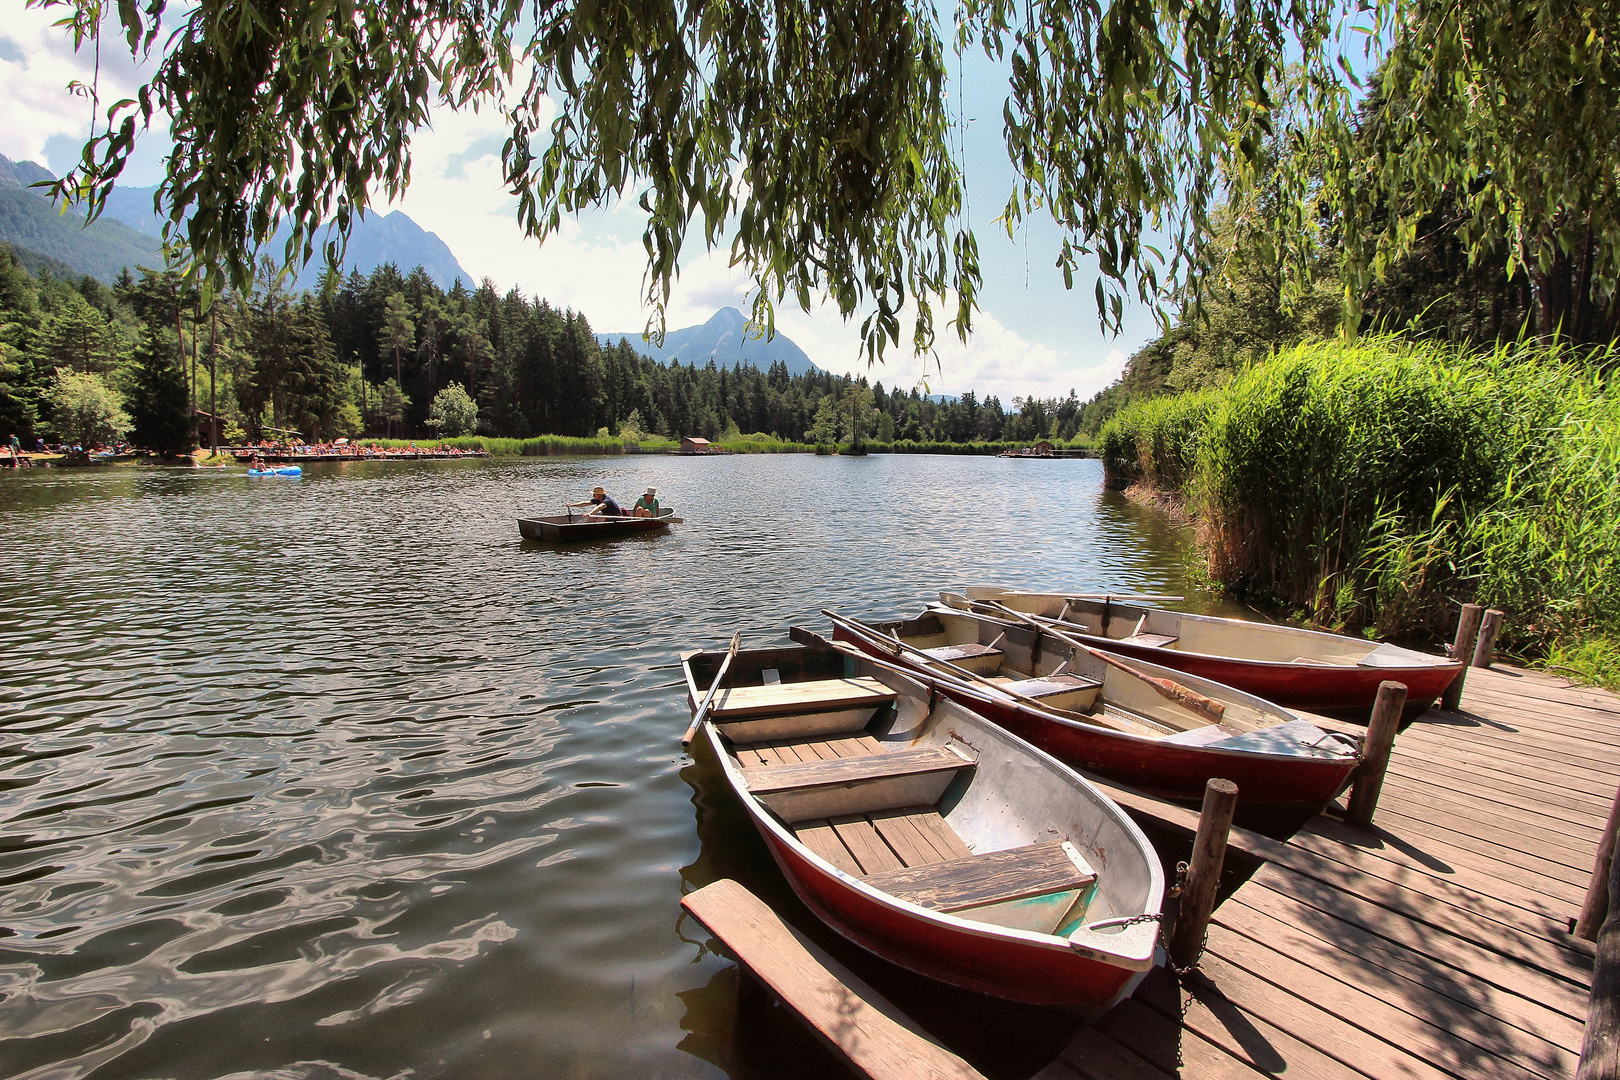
[0,455,1203,1079]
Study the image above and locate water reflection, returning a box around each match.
[1,455,1206,1079]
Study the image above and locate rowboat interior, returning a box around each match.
[686,646,1158,945]
[955,588,1451,670]
[860,610,1355,758]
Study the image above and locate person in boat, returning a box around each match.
[568,487,623,517]
[631,487,659,517]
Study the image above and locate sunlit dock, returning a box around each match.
[1042,662,1602,1080]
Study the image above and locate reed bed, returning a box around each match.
[1099,336,1620,681]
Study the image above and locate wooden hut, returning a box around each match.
[680,436,713,455]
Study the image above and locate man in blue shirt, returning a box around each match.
[568,487,623,516]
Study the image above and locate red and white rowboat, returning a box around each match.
[827,606,1363,830]
[682,641,1163,1012]
[947,588,1461,722]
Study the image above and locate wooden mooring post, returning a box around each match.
[1472,608,1505,668]
[1579,823,1620,1080]
[1442,604,1485,711]
[1576,783,1620,941]
[1346,681,1407,830]
[1168,778,1238,971]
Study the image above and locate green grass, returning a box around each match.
[1098,335,1620,672]
[381,435,680,455]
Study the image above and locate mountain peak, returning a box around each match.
[0,154,55,189]
[602,308,817,376]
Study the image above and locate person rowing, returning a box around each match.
[567,486,623,517]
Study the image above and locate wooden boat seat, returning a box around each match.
[862,840,1097,918]
[711,677,895,719]
[712,677,898,744]
[743,745,976,822]
[997,673,1103,712]
[919,642,1005,675]
[1117,633,1179,648]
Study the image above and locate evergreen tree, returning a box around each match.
[126,320,195,455]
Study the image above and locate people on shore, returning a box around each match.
[631,487,660,517]
[568,487,623,517]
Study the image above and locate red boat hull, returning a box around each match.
[1079,641,1457,721]
[754,818,1143,1012]
[835,630,1358,816]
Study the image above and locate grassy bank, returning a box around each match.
[1100,336,1620,684]
[386,435,680,455]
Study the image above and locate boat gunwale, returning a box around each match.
[683,648,1162,970]
[951,590,1461,673]
[833,613,1362,768]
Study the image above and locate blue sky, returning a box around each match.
[0,4,1172,402]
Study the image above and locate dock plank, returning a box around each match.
[681,879,986,1080]
[1047,663,1609,1080]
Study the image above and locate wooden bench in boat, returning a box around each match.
[1116,632,1178,648]
[989,673,1102,712]
[711,677,898,743]
[918,642,1004,675]
[743,745,975,822]
[681,879,988,1080]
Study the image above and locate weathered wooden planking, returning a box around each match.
[681,879,987,1080]
[861,841,1093,913]
[1236,869,1593,1016]
[1224,885,1588,1041]
[831,814,908,875]
[792,807,971,879]
[744,745,974,796]
[1201,920,1563,1080]
[1045,661,1614,1080]
[712,676,896,719]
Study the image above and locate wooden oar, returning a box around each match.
[820,611,1162,735]
[681,631,742,746]
[976,600,1226,724]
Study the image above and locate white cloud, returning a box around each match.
[0,7,171,183]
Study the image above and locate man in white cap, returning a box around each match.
[631,487,660,517]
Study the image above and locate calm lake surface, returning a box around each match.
[1,454,1216,1080]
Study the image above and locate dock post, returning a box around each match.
[1169,778,1239,971]
[1346,681,1407,830]
[1578,827,1620,1079]
[1442,604,1485,711]
[1576,783,1620,941]
[1472,609,1505,668]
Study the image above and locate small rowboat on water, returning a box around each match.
[517,507,682,541]
[825,605,1363,830]
[682,641,1163,1012]
[948,587,1462,722]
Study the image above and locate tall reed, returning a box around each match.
[1099,335,1620,679]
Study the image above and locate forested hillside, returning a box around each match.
[0,248,1087,453]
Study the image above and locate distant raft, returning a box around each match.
[247,466,302,477]
[517,507,681,541]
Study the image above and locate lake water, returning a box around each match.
[0,454,1212,1080]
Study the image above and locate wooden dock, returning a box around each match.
[1040,662,1606,1080]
